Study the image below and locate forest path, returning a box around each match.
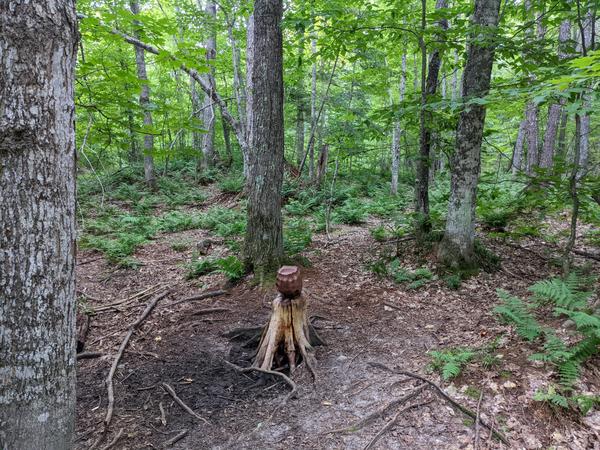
[75,214,598,449]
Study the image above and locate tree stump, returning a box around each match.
[253,266,323,377]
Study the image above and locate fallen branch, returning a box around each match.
[161,382,210,425]
[382,302,402,311]
[93,284,164,313]
[192,307,231,316]
[324,384,426,434]
[79,255,104,266]
[99,428,123,450]
[169,290,228,307]
[363,400,433,450]
[160,429,188,448]
[474,391,484,450]
[104,290,171,427]
[77,351,104,360]
[572,248,600,262]
[367,362,509,446]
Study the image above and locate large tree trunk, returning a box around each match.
[540,20,571,169]
[416,0,448,234]
[524,100,539,174]
[438,0,501,268]
[577,7,593,178]
[295,30,306,167]
[243,0,284,279]
[0,2,78,447]
[130,0,156,189]
[196,0,217,172]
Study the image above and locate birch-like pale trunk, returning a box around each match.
[540,20,571,169]
[243,0,284,279]
[130,0,156,188]
[199,0,217,170]
[577,7,593,178]
[244,13,255,178]
[391,52,407,195]
[0,1,78,448]
[295,31,306,166]
[438,0,501,268]
[309,34,317,181]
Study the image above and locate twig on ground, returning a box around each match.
[367,362,509,446]
[192,307,231,316]
[93,284,164,313]
[161,382,210,425]
[99,428,123,450]
[169,290,228,307]
[474,390,484,450]
[572,248,600,261]
[160,429,188,448]
[324,384,426,434]
[77,351,104,360]
[104,290,170,427]
[159,402,167,426]
[382,302,402,311]
[363,400,433,450]
[80,256,104,266]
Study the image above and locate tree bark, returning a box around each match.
[0,2,78,448]
[577,6,593,178]
[309,33,317,181]
[244,13,255,178]
[416,0,448,233]
[243,0,284,279]
[540,20,571,169]
[198,0,217,171]
[130,0,156,189]
[524,100,539,174]
[295,30,306,167]
[391,52,407,195]
[438,0,501,268]
[512,119,526,174]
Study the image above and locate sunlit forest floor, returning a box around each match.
[74,167,600,449]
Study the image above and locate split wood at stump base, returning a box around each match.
[253,266,323,378]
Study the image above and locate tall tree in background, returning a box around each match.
[438,0,501,268]
[540,20,571,169]
[390,50,407,195]
[199,0,217,170]
[0,1,78,447]
[243,0,284,279]
[130,0,156,188]
[415,0,448,234]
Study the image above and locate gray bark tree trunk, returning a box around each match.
[243,0,284,280]
[578,7,593,178]
[295,31,306,166]
[199,0,217,171]
[512,119,526,174]
[390,52,406,195]
[130,0,156,188]
[540,20,571,169]
[309,34,317,181]
[416,0,448,233]
[244,13,255,178]
[524,100,539,174]
[0,2,78,448]
[438,0,501,268]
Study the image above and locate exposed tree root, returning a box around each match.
[161,382,210,425]
[324,384,426,435]
[168,289,228,307]
[363,400,433,450]
[160,429,188,448]
[222,359,297,398]
[104,289,170,427]
[253,293,322,378]
[367,362,509,446]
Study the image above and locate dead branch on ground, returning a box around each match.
[161,382,210,425]
[104,289,170,427]
[168,290,228,307]
[367,362,509,446]
[160,430,188,448]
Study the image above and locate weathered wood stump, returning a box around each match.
[253,266,323,377]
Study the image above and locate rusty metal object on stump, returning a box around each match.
[276,266,302,298]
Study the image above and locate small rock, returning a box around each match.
[503,381,517,389]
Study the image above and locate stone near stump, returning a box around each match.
[276,265,302,298]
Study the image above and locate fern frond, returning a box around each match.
[494,289,542,341]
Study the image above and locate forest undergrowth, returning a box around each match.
[75,163,600,449]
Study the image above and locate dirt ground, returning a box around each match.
[75,201,600,449]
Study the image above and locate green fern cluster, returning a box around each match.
[429,348,476,380]
[494,273,599,412]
